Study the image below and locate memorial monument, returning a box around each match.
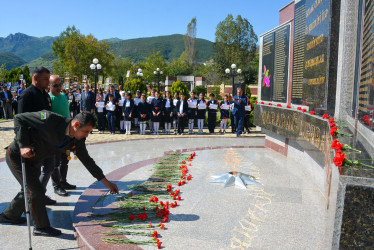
[255,0,374,248]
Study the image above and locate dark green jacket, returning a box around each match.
[12,110,105,181]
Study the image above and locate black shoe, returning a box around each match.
[45,196,57,205]
[54,186,68,197]
[33,227,62,237]
[0,213,26,224]
[60,182,76,190]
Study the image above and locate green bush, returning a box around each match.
[169,79,190,99]
[192,85,207,96]
[123,78,147,95]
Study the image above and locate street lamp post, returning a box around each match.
[90,58,102,97]
[137,68,143,78]
[153,68,163,91]
[225,64,242,96]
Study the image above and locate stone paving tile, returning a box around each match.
[0,119,263,160]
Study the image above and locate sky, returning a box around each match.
[0,0,292,42]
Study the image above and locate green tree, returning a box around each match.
[169,79,190,99]
[52,26,115,81]
[111,57,133,86]
[210,85,222,100]
[136,51,168,88]
[123,78,147,95]
[184,17,198,67]
[167,52,192,76]
[215,14,258,84]
[192,85,207,96]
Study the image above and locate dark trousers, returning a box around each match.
[243,114,250,132]
[230,113,236,132]
[97,112,106,131]
[39,155,60,190]
[3,102,12,119]
[208,113,216,133]
[178,116,186,133]
[234,113,244,136]
[107,111,115,133]
[3,142,50,228]
[54,152,70,184]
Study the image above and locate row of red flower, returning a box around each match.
[126,152,196,249]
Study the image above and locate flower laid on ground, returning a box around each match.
[297,107,302,110]
[261,101,264,104]
[99,152,196,248]
[302,109,306,113]
[310,111,315,115]
[277,104,282,107]
[322,114,329,119]
[268,103,272,106]
[287,105,291,108]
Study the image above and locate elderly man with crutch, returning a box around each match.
[0,111,119,240]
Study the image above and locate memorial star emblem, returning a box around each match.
[211,172,261,189]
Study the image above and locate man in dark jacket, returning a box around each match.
[80,84,95,113]
[0,86,13,119]
[231,87,247,137]
[0,111,119,237]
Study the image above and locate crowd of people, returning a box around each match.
[63,84,253,137]
[0,66,253,237]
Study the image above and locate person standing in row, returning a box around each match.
[105,85,120,131]
[48,75,76,192]
[0,86,13,119]
[133,90,142,133]
[151,91,163,135]
[105,94,116,134]
[147,89,156,133]
[138,94,150,135]
[17,67,58,205]
[80,84,95,114]
[163,91,174,134]
[243,96,252,134]
[176,93,188,135]
[207,93,219,133]
[95,93,106,133]
[172,92,180,134]
[118,92,126,133]
[187,91,197,134]
[219,95,230,133]
[122,92,134,135]
[196,93,206,134]
[0,111,118,237]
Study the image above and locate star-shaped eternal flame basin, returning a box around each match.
[211,171,261,189]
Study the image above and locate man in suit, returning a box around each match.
[231,87,247,137]
[0,86,13,119]
[0,111,119,237]
[80,84,95,114]
[176,93,188,135]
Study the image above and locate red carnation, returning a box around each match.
[153,231,158,238]
[260,101,264,104]
[286,105,291,108]
[182,160,186,164]
[333,152,346,167]
[155,107,159,111]
[331,139,344,153]
[310,111,315,115]
[159,223,165,230]
[162,216,168,222]
[130,192,133,197]
[178,196,181,201]
[149,222,153,228]
[302,109,306,113]
[157,241,162,249]
[129,214,135,221]
[297,107,302,110]
[322,114,329,119]
[330,122,336,128]
[137,214,143,220]
[255,101,257,104]
[268,103,272,106]
[330,127,338,137]
[329,117,335,124]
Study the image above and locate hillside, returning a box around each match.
[24,52,57,70]
[0,52,27,70]
[0,33,215,69]
[109,34,214,62]
[0,33,56,62]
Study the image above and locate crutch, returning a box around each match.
[20,154,33,250]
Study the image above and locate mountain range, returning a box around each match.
[0,33,215,70]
